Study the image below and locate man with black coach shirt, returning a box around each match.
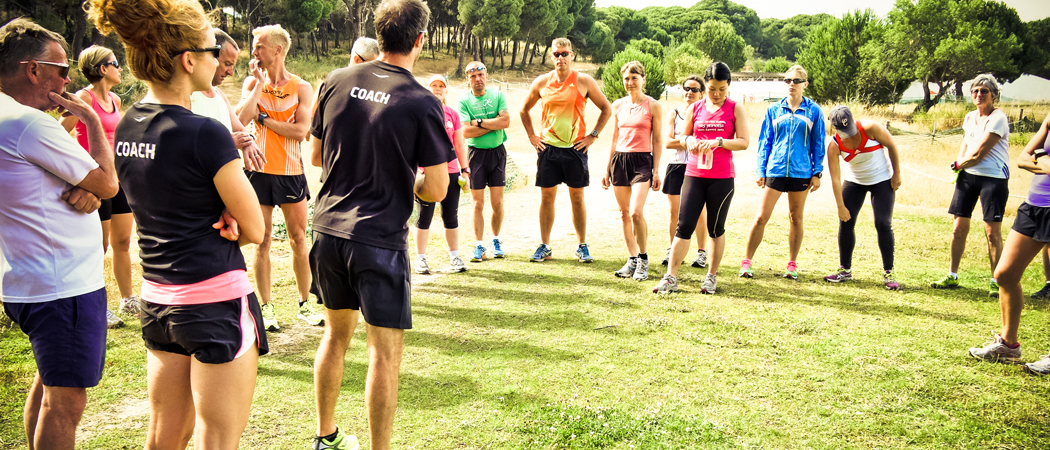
[308,0,451,448]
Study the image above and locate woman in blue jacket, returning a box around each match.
[740,65,825,280]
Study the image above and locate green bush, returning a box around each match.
[764,56,791,73]
[600,48,665,102]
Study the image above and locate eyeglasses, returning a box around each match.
[20,60,70,78]
[971,88,991,95]
[170,46,221,59]
[552,51,571,58]
[466,64,486,74]
[783,78,807,85]
[99,60,120,70]
[683,87,702,93]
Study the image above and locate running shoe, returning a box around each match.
[614,258,637,278]
[1024,354,1050,376]
[884,271,901,291]
[700,273,717,294]
[575,243,594,263]
[632,258,650,281]
[313,427,360,450]
[652,274,679,294]
[297,301,325,327]
[470,245,486,262]
[691,249,708,268]
[261,302,279,332]
[990,280,1000,298]
[738,260,754,278]
[824,267,853,283]
[106,308,124,329]
[492,239,505,258]
[660,247,670,266]
[1031,283,1050,299]
[931,275,959,289]
[449,256,467,273]
[968,333,1022,363]
[119,295,141,316]
[414,255,430,275]
[783,261,799,280]
[530,244,552,262]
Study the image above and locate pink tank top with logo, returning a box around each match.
[614,96,654,153]
[75,89,120,151]
[685,98,737,178]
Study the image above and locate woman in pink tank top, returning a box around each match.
[601,61,664,282]
[59,45,138,327]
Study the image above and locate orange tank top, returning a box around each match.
[255,74,304,176]
[541,70,587,148]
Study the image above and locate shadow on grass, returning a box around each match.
[405,330,581,361]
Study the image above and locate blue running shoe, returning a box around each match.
[530,244,552,262]
[492,238,505,258]
[470,244,486,262]
[575,243,593,263]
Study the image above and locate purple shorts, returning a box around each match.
[3,288,108,388]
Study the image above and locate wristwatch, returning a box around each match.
[461,167,471,174]
[588,129,599,138]
[476,118,484,129]
[716,137,724,148]
[257,111,268,126]
[1034,149,1048,160]
[814,172,823,179]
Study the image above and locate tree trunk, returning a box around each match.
[917,80,947,114]
[220,8,229,33]
[541,44,550,65]
[476,36,485,66]
[429,25,435,59]
[455,24,472,78]
[500,39,506,68]
[72,6,86,57]
[527,40,536,65]
[312,31,320,62]
[510,39,519,70]
[954,81,964,101]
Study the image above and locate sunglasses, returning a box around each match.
[552,51,571,58]
[99,60,120,70]
[783,78,807,85]
[170,45,222,59]
[971,88,991,95]
[20,60,70,78]
[683,86,702,93]
[466,64,486,74]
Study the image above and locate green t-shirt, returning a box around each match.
[457,89,508,149]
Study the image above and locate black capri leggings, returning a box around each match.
[416,173,460,230]
[839,179,895,271]
[675,177,735,240]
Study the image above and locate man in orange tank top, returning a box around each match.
[234,24,321,332]
[520,38,612,263]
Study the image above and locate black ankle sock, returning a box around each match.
[320,429,339,442]
[299,300,307,307]
[638,253,648,260]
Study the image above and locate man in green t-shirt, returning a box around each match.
[457,61,511,263]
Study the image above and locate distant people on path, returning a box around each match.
[59,44,135,328]
[235,24,322,331]
[415,74,470,275]
[457,60,511,262]
[309,0,451,447]
[968,111,1050,376]
[520,37,612,263]
[931,74,1010,298]
[654,62,749,294]
[602,61,663,281]
[90,0,269,447]
[661,75,709,269]
[823,106,902,290]
[740,64,825,280]
[0,18,119,450]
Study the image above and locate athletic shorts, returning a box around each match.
[609,152,653,187]
[3,288,107,388]
[309,232,412,329]
[140,293,269,364]
[949,171,1008,222]
[246,172,311,206]
[1012,202,1050,242]
[662,163,686,195]
[536,144,589,189]
[765,176,810,192]
[98,184,132,221]
[468,144,507,189]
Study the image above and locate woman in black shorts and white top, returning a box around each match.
[89,0,266,447]
[661,75,710,269]
[601,61,663,281]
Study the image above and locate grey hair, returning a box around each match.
[351,37,379,61]
[971,74,1000,101]
[214,29,238,52]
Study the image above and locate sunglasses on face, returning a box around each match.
[971,88,991,95]
[99,60,120,70]
[783,78,807,85]
[466,64,486,74]
[683,86,702,93]
[552,51,571,58]
[20,60,70,78]
[170,45,221,59]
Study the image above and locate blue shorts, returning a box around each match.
[3,288,108,388]
[309,232,412,329]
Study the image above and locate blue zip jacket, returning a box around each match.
[756,96,826,179]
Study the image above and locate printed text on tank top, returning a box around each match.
[834,121,883,162]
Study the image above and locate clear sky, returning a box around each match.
[593,0,1050,22]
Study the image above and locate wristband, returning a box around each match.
[1034,149,1048,160]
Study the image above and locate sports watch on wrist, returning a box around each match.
[1034,149,1048,160]
[476,118,484,129]
[814,172,823,179]
[588,129,599,138]
[257,111,268,126]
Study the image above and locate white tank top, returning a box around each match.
[668,107,688,164]
[190,89,234,132]
[837,121,892,185]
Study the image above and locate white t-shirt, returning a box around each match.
[190,89,234,131]
[960,108,1010,179]
[0,93,105,303]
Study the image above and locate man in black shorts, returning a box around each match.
[308,0,451,448]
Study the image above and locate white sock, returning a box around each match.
[948,272,958,279]
[991,277,997,283]
[417,253,426,260]
[493,236,501,242]
[449,250,459,258]
[476,240,484,247]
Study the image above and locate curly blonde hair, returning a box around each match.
[87,0,209,83]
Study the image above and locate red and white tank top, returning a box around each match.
[834,121,892,185]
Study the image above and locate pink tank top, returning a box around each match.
[614,96,653,153]
[685,98,737,179]
[75,89,120,151]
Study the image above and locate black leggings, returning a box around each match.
[676,177,734,240]
[416,173,460,230]
[839,179,895,271]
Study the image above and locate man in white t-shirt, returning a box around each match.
[0,18,119,449]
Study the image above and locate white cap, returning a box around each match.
[427,74,448,88]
